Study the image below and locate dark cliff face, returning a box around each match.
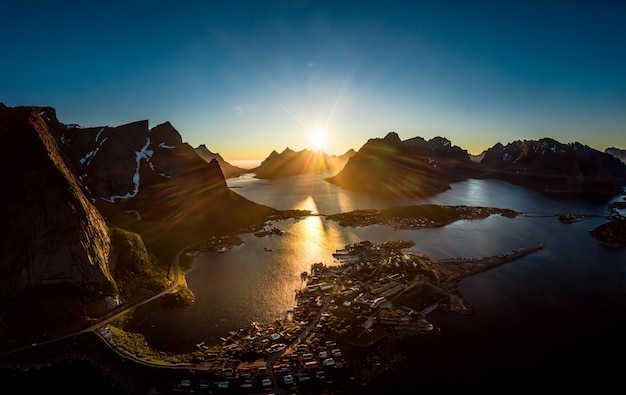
[0,104,277,340]
[54,117,255,229]
[0,104,275,300]
[402,136,472,164]
[326,132,475,198]
[250,147,354,179]
[0,105,114,293]
[114,121,231,224]
[480,138,626,196]
[60,120,151,202]
[58,119,207,209]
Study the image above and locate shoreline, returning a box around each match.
[0,238,547,394]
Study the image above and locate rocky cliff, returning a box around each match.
[0,104,276,330]
[0,105,114,293]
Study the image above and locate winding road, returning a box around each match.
[0,243,189,357]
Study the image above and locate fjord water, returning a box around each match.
[138,172,626,389]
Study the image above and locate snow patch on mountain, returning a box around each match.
[102,137,153,203]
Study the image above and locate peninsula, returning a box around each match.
[7,238,541,394]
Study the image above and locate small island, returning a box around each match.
[325,204,518,229]
[557,212,588,224]
[589,218,626,248]
[589,199,626,248]
[253,227,283,237]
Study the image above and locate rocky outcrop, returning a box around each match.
[0,105,114,292]
[326,132,476,198]
[480,138,626,197]
[589,218,626,248]
[250,147,355,179]
[195,144,247,179]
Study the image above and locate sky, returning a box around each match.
[2,1,625,164]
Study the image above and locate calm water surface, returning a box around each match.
[138,172,626,384]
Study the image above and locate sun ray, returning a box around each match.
[323,75,351,130]
[270,73,352,154]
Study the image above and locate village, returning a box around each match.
[159,238,542,394]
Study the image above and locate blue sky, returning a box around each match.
[2,1,625,162]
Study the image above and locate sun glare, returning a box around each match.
[310,129,328,152]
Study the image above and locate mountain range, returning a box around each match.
[0,104,276,340]
[327,132,626,199]
[479,138,626,196]
[1,103,625,353]
[249,147,356,179]
[198,132,626,198]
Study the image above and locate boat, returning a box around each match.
[217,246,228,253]
[264,247,273,252]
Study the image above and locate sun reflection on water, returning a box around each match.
[295,195,320,214]
[291,215,327,263]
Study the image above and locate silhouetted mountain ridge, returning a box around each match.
[326,132,479,198]
[251,147,355,179]
[480,138,626,196]
[327,132,626,199]
[195,144,247,178]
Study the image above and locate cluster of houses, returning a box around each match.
[270,339,345,390]
[93,236,541,394]
[169,239,442,393]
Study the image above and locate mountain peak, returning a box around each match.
[194,145,247,178]
[382,131,402,144]
[327,130,479,199]
[150,121,182,146]
[251,145,352,179]
[195,144,214,155]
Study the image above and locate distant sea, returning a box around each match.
[138,172,626,393]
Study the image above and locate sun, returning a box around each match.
[309,129,328,152]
